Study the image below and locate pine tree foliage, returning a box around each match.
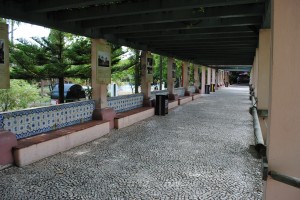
[9,28,141,100]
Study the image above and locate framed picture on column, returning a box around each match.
[0,23,9,89]
[96,42,111,84]
[97,51,110,67]
[146,53,153,82]
[0,39,4,64]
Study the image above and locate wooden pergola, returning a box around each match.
[0,0,270,67]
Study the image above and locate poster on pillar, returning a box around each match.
[96,43,111,84]
[0,23,9,89]
[146,53,153,82]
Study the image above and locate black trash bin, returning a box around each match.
[155,95,168,115]
[225,82,229,87]
[205,84,210,94]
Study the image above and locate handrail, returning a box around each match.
[269,171,300,189]
[250,89,299,187]
[251,95,266,156]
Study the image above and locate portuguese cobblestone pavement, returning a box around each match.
[0,85,263,199]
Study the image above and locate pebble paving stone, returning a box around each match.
[0,85,263,199]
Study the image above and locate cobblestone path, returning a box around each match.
[0,85,263,199]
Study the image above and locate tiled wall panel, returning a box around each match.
[108,94,143,113]
[188,86,196,93]
[0,100,95,139]
[174,88,185,97]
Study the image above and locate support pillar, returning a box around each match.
[205,67,211,94]
[182,62,191,96]
[201,66,206,94]
[218,70,221,86]
[254,48,259,98]
[264,1,300,199]
[0,23,9,89]
[224,71,229,87]
[257,29,271,141]
[211,68,216,92]
[215,71,218,88]
[0,130,17,166]
[91,39,109,109]
[222,70,225,86]
[141,51,153,106]
[252,57,256,91]
[219,70,223,86]
[194,65,200,93]
[167,57,178,100]
[91,39,116,129]
[249,68,253,87]
[182,62,188,90]
[215,70,219,90]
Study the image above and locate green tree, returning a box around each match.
[10,29,141,101]
[152,55,185,88]
[64,36,92,79]
[174,59,183,88]
[0,18,21,43]
[110,47,140,93]
[10,38,48,80]
[133,49,141,93]
[10,30,92,103]
[152,54,167,88]
[189,64,194,85]
[0,80,40,112]
[111,47,138,74]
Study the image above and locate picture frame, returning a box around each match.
[97,51,110,67]
[0,39,4,64]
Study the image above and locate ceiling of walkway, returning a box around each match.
[0,0,270,67]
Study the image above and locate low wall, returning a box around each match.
[150,88,187,98]
[0,100,95,139]
[107,93,143,113]
[174,87,185,97]
[188,86,196,93]
[0,88,196,140]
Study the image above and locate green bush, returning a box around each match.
[0,79,40,112]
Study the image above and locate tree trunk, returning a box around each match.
[134,50,140,93]
[58,32,64,104]
[181,65,183,87]
[58,77,64,104]
[159,56,163,90]
[40,79,44,96]
[10,20,14,44]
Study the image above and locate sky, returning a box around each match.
[13,22,50,41]
[11,22,133,58]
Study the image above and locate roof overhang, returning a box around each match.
[0,0,271,67]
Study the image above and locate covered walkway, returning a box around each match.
[0,86,263,199]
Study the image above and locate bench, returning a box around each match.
[192,93,201,100]
[168,100,179,110]
[114,107,154,129]
[178,96,193,105]
[13,120,109,167]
